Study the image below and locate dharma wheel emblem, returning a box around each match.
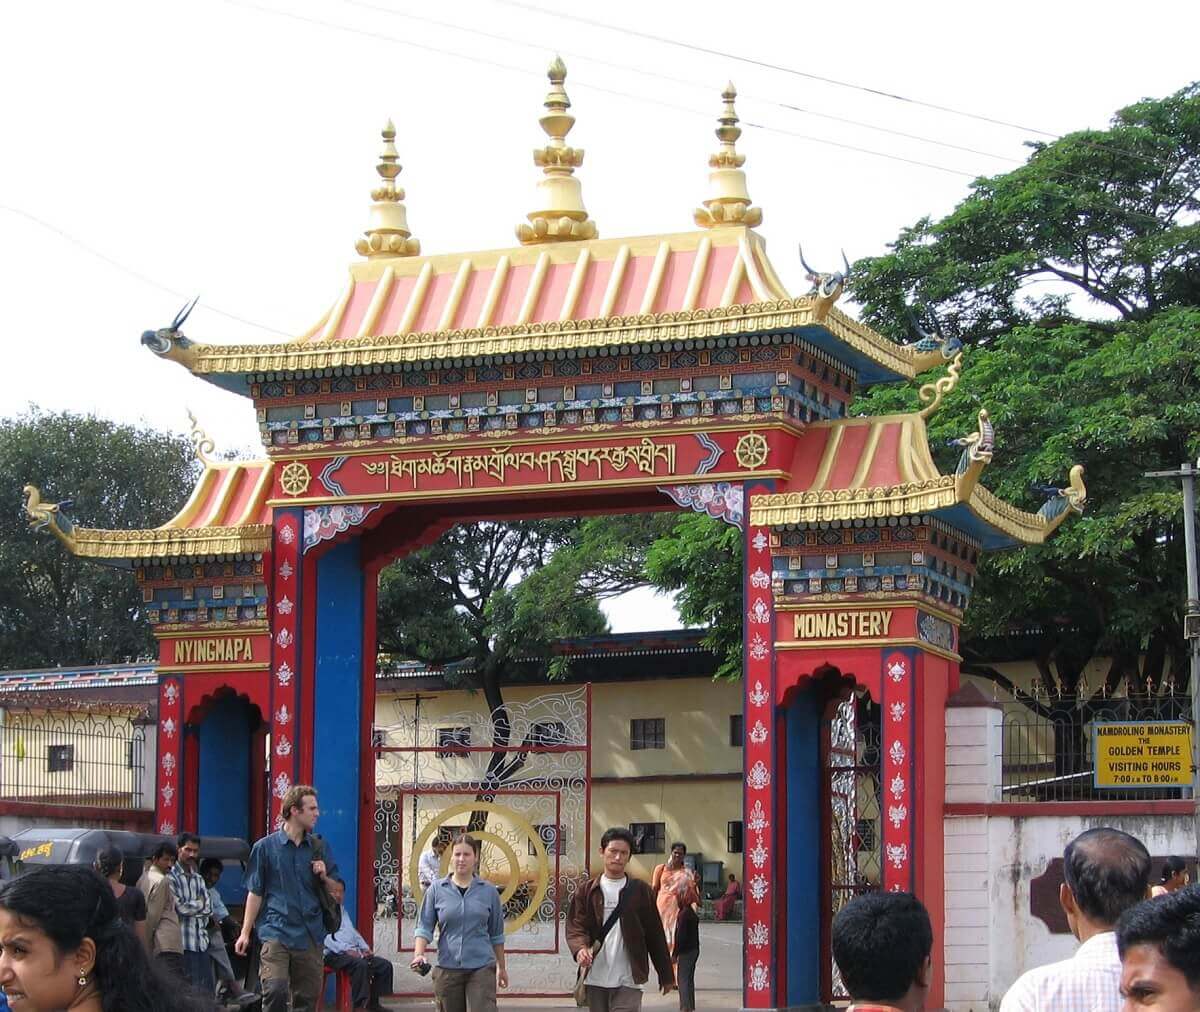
[279,462,311,497]
[735,432,768,470]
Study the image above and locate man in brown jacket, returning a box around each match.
[567,827,674,1012]
[138,839,186,980]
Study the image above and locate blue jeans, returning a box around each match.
[183,948,215,995]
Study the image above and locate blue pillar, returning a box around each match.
[313,539,365,915]
[198,694,253,902]
[785,689,822,1005]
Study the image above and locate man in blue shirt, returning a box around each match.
[324,877,392,1012]
[170,832,214,995]
[236,784,338,1012]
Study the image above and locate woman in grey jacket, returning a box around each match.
[411,833,509,1011]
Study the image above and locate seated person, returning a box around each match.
[1117,885,1200,1010]
[832,891,933,1012]
[200,857,256,1006]
[324,877,393,1012]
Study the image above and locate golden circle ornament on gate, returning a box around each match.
[735,431,769,469]
[279,461,311,496]
[407,800,551,935]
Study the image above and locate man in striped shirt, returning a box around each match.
[1000,827,1151,1012]
[171,832,214,996]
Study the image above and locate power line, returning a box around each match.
[220,0,983,177]
[492,0,1062,138]
[0,204,291,337]
[338,0,1018,165]
[494,0,1184,176]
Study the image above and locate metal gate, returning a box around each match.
[822,691,882,1002]
[372,685,590,996]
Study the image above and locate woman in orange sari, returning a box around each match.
[651,842,699,958]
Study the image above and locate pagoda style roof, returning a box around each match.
[23,459,273,566]
[146,228,951,389]
[749,408,1086,549]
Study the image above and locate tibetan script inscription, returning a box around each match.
[360,438,677,492]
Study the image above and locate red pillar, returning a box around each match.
[154,676,183,834]
[268,508,302,828]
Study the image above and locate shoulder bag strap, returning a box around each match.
[594,883,629,948]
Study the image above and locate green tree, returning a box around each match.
[849,83,1200,771]
[0,409,197,668]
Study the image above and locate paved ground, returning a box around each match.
[385,922,743,1010]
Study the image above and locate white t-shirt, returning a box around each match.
[586,875,636,989]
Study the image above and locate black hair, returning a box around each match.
[0,865,210,1012]
[1160,856,1188,883]
[671,842,687,853]
[832,891,932,1003]
[600,827,636,852]
[93,847,123,879]
[1117,885,1200,990]
[149,840,178,861]
[199,858,223,878]
[176,832,201,849]
[1063,827,1151,926]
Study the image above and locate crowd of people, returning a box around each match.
[1,795,1195,1012]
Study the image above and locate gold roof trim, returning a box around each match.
[155,293,948,379]
[58,525,272,560]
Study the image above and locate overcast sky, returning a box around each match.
[2,0,1195,631]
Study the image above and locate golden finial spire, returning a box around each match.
[695,83,762,229]
[516,57,598,245]
[356,119,420,259]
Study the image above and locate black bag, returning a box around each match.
[574,882,628,1006]
[309,834,342,936]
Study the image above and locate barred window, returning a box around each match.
[48,744,74,773]
[630,822,666,854]
[436,727,470,759]
[727,821,744,853]
[730,714,744,747]
[630,718,665,750]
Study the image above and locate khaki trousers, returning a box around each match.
[431,964,498,1012]
[586,984,643,1012]
[259,939,324,1012]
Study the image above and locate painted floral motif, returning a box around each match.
[276,628,293,648]
[658,482,744,529]
[278,560,293,580]
[161,752,176,775]
[749,875,768,902]
[276,596,294,616]
[161,784,175,805]
[749,836,768,869]
[748,720,768,745]
[888,804,908,829]
[887,659,907,682]
[747,761,770,790]
[159,821,176,836]
[751,531,768,553]
[748,681,769,707]
[750,567,770,589]
[164,682,179,705]
[277,523,295,546]
[748,598,770,624]
[162,718,176,739]
[886,843,909,869]
[275,734,292,757]
[889,701,907,722]
[272,772,292,799]
[889,740,906,765]
[276,662,293,686]
[747,799,769,832]
[890,774,905,799]
[275,704,291,726]
[748,634,768,662]
[303,503,383,552]
[748,962,769,991]
[747,921,769,947]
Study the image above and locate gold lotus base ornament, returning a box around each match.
[279,462,312,496]
[735,431,768,469]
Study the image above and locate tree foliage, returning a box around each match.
[850,82,1200,733]
[0,409,197,668]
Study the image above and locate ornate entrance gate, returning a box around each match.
[822,692,882,1002]
[373,687,590,995]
